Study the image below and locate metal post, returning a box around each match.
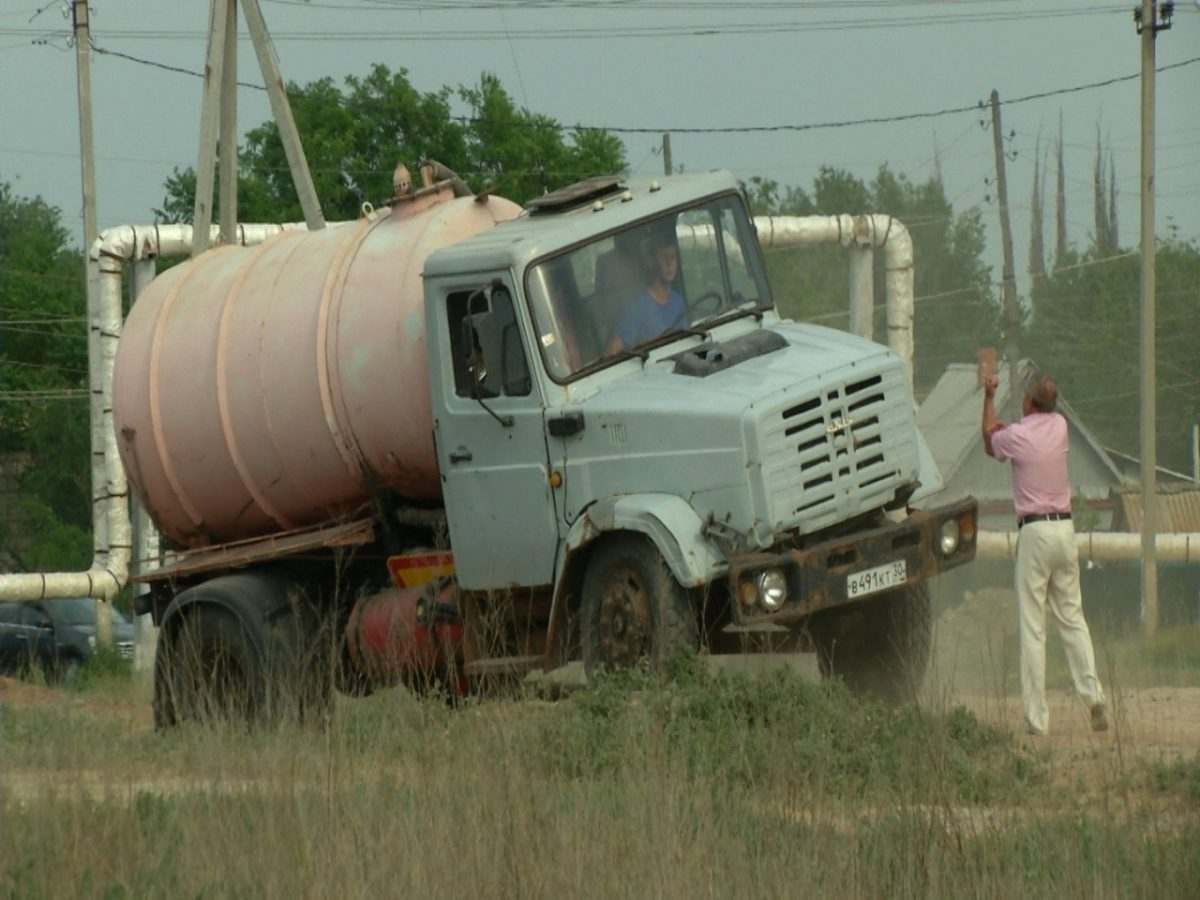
[242,0,325,230]
[662,132,673,177]
[1139,0,1158,637]
[192,0,229,257]
[72,0,111,648]
[219,0,239,245]
[989,89,1021,414]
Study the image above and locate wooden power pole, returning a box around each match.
[662,132,673,177]
[1136,0,1170,637]
[71,0,113,649]
[192,0,325,257]
[989,90,1021,411]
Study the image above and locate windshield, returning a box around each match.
[526,194,771,382]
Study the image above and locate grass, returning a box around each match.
[3,652,1199,898]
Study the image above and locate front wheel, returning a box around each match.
[808,584,931,704]
[580,535,699,678]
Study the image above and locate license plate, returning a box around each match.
[846,560,907,599]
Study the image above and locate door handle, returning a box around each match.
[449,446,473,464]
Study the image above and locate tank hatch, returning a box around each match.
[526,175,625,215]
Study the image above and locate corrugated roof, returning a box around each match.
[1112,483,1200,532]
[916,360,1124,486]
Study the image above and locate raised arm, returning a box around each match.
[981,374,1005,458]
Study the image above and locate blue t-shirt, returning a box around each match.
[614,289,687,348]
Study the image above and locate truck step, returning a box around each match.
[464,654,545,677]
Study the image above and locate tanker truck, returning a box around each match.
[115,167,977,724]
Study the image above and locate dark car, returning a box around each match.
[0,598,135,683]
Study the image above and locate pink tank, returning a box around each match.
[113,189,521,548]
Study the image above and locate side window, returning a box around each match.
[0,603,19,626]
[446,291,475,397]
[446,287,532,399]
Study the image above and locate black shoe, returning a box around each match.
[1091,704,1109,732]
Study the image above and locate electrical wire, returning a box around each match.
[79,41,1200,136]
[0,5,1139,42]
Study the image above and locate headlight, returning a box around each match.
[87,634,96,650]
[757,569,788,611]
[940,520,960,556]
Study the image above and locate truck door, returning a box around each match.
[431,280,559,589]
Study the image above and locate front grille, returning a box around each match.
[759,366,912,534]
[117,641,134,660]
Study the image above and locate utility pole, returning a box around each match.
[662,132,673,177]
[193,0,324,255]
[989,90,1021,411]
[1135,0,1173,637]
[242,0,325,230]
[192,0,229,256]
[72,0,111,649]
[219,0,238,245]
[72,1,97,252]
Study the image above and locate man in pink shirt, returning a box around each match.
[983,371,1107,735]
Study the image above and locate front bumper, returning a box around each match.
[728,497,977,626]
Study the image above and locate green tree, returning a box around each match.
[158,66,626,223]
[746,166,997,394]
[1027,237,1200,473]
[0,182,91,571]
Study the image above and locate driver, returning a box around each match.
[605,230,688,355]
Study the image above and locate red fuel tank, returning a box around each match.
[113,189,520,547]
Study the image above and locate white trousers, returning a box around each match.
[1015,519,1104,734]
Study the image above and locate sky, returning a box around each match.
[0,0,1197,300]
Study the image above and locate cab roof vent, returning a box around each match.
[526,175,625,215]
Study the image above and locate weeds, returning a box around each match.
[68,645,133,692]
[1152,754,1200,802]
[1,653,1197,898]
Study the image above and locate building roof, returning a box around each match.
[1111,482,1200,532]
[916,361,1125,487]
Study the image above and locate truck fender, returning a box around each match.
[557,494,726,592]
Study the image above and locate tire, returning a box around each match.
[153,571,335,729]
[580,535,699,678]
[154,606,259,726]
[809,584,931,704]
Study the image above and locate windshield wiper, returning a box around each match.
[708,305,765,327]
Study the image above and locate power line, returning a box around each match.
[79,41,1200,136]
[0,5,1139,42]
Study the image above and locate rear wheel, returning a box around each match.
[580,535,699,678]
[809,584,931,704]
[153,572,334,728]
[154,606,259,726]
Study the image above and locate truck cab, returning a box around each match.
[424,171,976,690]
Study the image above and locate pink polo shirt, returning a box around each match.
[989,412,1072,517]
